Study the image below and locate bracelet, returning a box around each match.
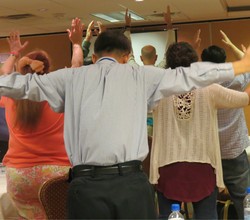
[10,51,19,58]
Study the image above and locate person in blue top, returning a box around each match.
[201,30,250,219]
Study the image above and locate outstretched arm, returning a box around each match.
[232,45,250,75]
[157,5,176,68]
[67,17,84,67]
[220,30,244,59]
[0,31,28,75]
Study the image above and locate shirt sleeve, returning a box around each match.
[82,40,91,58]
[209,83,249,109]
[238,73,250,90]
[0,68,71,112]
[144,62,235,110]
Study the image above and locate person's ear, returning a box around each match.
[155,54,158,62]
[122,54,130,63]
[92,54,98,64]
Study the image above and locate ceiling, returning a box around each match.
[0,0,250,37]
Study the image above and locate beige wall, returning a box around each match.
[0,33,71,71]
[176,18,250,133]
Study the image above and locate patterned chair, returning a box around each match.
[39,174,69,219]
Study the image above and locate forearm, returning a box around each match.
[71,44,83,67]
[0,54,17,75]
[244,86,250,105]
[229,44,244,59]
[232,59,250,76]
[0,71,66,111]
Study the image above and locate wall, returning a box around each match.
[130,31,170,66]
[0,33,71,71]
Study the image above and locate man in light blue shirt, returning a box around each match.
[0,29,250,219]
[202,44,250,219]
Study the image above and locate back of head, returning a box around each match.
[94,30,131,58]
[18,50,50,75]
[15,50,51,130]
[201,45,226,63]
[166,42,198,68]
[141,45,157,65]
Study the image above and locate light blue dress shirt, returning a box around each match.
[218,73,250,159]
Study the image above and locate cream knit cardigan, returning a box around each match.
[150,83,249,190]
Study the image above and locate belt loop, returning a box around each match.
[91,166,95,177]
[118,164,123,176]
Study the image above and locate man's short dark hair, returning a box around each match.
[166,42,198,69]
[201,45,226,63]
[94,30,132,56]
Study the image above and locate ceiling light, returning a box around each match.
[135,0,144,2]
[92,13,120,22]
[92,11,144,22]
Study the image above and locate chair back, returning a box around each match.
[39,175,69,219]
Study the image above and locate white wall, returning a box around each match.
[130,31,170,66]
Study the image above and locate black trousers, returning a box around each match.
[67,168,157,219]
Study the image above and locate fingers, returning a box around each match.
[87,20,95,31]
[21,41,29,50]
[241,44,247,53]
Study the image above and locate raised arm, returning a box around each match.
[193,29,201,50]
[82,20,94,58]
[123,8,139,66]
[0,31,28,75]
[157,5,176,68]
[220,30,244,59]
[232,45,250,75]
[67,17,84,68]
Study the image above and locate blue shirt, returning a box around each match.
[218,73,250,159]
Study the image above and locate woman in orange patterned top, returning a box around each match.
[0,18,83,219]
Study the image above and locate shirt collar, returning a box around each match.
[96,57,118,63]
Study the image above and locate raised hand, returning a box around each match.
[94,21,106,36]
[220,30,233,47]
[220,30,244,59]
[85,20,95,41]
[125,8,131,27]
[6,31,28,57]
[193,29,201,50]
[163,5,172,30]
[67,17,84,45]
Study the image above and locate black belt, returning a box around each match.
[70,160,143,180]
